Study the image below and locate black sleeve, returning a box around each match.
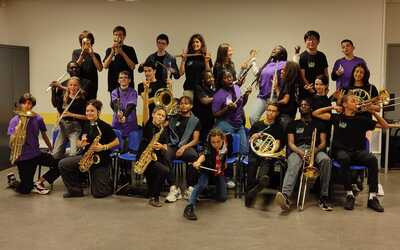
[321,52,328,68]
[330,114,339,126]
[51,88,63,113]
[124,103,136,117]
[249,121,261,137]
[137,83,144,96]
[138,54,152,73]
[81,122,90,137]
[276,125,285,143]
[370,85,379,98]
[128,47,138,64]
[287,121,297,134]
[94,53,102,64]
[361,116,377,131]
[299,53,307,69]
[72,49,79,61]
[101,122,117,143]
[171,57,180,80]
[194,85,206,101]
[159,127,169,145]
[103,48,111,62]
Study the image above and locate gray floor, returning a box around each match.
[0,168,399,250]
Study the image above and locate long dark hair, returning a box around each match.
[282,61,303,103]
[257,45,288,82]
[187,33,207,54]
[215,43,232,66]
[348,63,371,88]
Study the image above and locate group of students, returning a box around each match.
[6,28,390,221]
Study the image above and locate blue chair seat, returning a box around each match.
[226,157,237,165]
[118,152,137,162]
[332,160,367,170]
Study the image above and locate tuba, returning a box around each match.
[154,88,178,115]
[79,125,102,172]
[9,110,36,164]
[249,132,285,158]
[297,128,319,211]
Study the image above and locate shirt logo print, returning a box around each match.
[339,122,347,128]
[296,127,304,134]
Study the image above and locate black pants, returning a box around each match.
[246,153,275,192]
[333,149,378,193]
[15,152,58,194]
[59,155,113,198]
[144,161,169,198]
[165,146,198,186]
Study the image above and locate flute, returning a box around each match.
[46,72,68,92]
[54,88,82,128]
[175,53,203,58]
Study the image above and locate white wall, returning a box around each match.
[0,7,9,44]
[4,0,386,116]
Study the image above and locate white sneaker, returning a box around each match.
[378,184,384,196]
[32,182,50,195]
[183,186,194,200]
[227,180,236,189]
[165,185,182,203]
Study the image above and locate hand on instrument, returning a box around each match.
[298,149,306,159]
[332,104,343,113]
[91,143,104,152]
[204,51,212,63]
[80,136,89,149]
[245,86,252,96]
[166,79,173,89]
[181,49,188,61]
[176,146,187,157]
[304,83,314,93]
[49,81,62,89]
[336,64,344,76]
[152,142,164,151]
[240,62,248,70]
[226,102,237,110]
[62,111,73,118]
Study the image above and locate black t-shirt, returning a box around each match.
[249,121,285,149]
[81,119,116,165]
[61,97,86,121]
[104,45,138,92]
[183,55,213,91]
[170,115,201,142]
[277,80,298,118]
[138,80,167,114]
[287,119,326,146]
[299,51,328,84]
[311,94,331,131]
[155,54,166,82]
[213,63,237,89]
[138,121,169,164]
[331,114,376,152]
[193,84,215,128]
[72,49,101,87]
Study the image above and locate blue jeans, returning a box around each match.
[216,120,249,155]
[188,173,227,207]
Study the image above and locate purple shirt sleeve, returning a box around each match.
[7,116,19,136]
[37,116,47,132]
[212,90,226,114]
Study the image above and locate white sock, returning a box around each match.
[369,193,377,200]
[346,191,354,197]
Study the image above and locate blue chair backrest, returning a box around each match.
[52,128,60,145]
[230,133,241,155]
[112,129,124,151]
[127,129,143,153]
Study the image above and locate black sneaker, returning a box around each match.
[319,196,333,211]
[183,204,197,220]
[275,192,290,211]
[344,195,355,210]
[245,183,264,208]
[367,197,384,212]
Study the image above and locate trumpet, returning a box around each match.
[238,49,258,82]
[112,35,122,60]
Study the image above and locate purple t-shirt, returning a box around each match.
[111,87,138,137]
[212,84,244,128]
[331,56,366,89]
[7,114,46,162]
[258,61,286,99]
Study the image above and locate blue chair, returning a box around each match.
[116,129,143,192]
[225,133,241,198]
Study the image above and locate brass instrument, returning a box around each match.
[249,132,285,158]
[112,35,122,60]
[154,88,178,115]
[297,128,319,211]
[349,88,371,104]
[79,124,102,172]
[134,126,165,175]
[356,89,390,111]
[238,49,258,82]
[9,110,36,164]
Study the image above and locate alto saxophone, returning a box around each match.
[9,111,36,164]
[134,126,164,175]
[79,125,102,172]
